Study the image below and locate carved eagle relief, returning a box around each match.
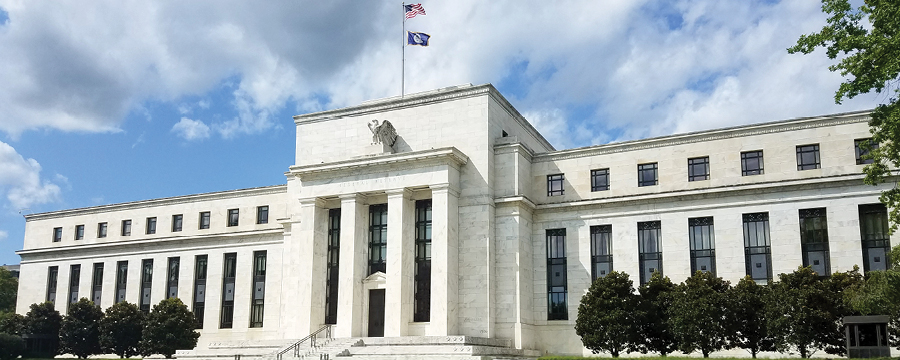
[367,120,398,147]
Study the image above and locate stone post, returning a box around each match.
[336,194,369,338]
[296,197,328,336]
[384,188,414,336]
[428,184,459,335]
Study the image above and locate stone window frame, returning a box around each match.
[46,266,59,303]
[121,220,132,236]
[167,257,180,299]
[97,222,108,238]
[220,253,237,328]
[140,259,153,313]
[249,250,267,328]
[256,205,269,224]
[146,217,157,235]
[796,144,821,170]
[368,204,388,275]
[91,263,103,304]
[855,138,877,165]
[859,204,891,273]
[227,209,240,227]
[688,156,710,182]
[546,228,568,321]
[68,264,81,312]
[590,169,610,192]
[637,163,658,187]
[638,221,662,285]
[52,227,62,242]
[193,255,208,329]
[172,214,183,232]
[199,211,211,230]
[743,212,772,284]
[74,224,84,240]
[688,217,716,276]
[741,150,764,176]
[590,225,612,281]
[115,261,128,304]
[799,208,831,276]
[547,174,564,196]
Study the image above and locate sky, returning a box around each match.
[0,0,884,265]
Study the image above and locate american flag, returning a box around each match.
[405,4,426,19]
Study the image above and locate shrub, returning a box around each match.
[669,271,731,357]
[575,271,640,357]
[141,298,199,358]
[0,333,26,360]
[23,302,62,357]
[60,298,104,359]
[100,301,144,358]
[0,311,25,336]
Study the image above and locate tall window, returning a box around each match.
[547,174,564,196]
[368,204,388,275]
[193,255,208,329]
[140,259,153,312]
[741,150,764,176]
[688,217,716,276]
[859,204,891,272]
[115,261,127,304]
[53,227,62,242]
[199,212,211,229]
[590,225,613,281]
[121,220,132,236]
[257,206,269,224]
[325,209,341,325]
[146,217,157,234]
[220,253,237,328]
[800,208,831,276]
[546,229,567,320]
[688,157,710,181]
[75,225,85,240]
[97,222,107,238]
[855,138,877,165]
[743,212,772,284]
[167,257,180,299]
[250,251,267,328]
[638,163,658,187]
[46,266,59,303]
[68,264,81,312]
[414,200,432,322]
[172,214,183,232]
[796,144,821,170]
[227,209,239,227]
[591,169,610,192]
[92,263,103,304]
[638,221,662,285]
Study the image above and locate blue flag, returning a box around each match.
[407,31,430,46]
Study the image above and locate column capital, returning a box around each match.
[338,193,367,203]
[298,197,326,207]
[429,183,460,198]
[385,188,412,199]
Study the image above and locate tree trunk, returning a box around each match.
[611,349,619,357]
[799,346,808,358]
[702,349,710,358]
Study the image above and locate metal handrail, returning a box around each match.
[276,324,332,360]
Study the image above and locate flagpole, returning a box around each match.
[402,2,406,98]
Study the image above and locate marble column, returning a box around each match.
[295,197,328,336]
[384,188,414,336]
[428,184,459,335]
[336,194,369,338]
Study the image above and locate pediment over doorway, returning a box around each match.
[362,271,387,285]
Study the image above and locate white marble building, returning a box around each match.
[15,84,896,358]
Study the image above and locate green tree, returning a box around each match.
[636,271,677,356]
[23,302,62,357]
[575,271,640,357]
[821,267,864,355]
[727,276,774,358]
[100,301,144,358]
[0,311,25,336]
[668,271,731,357]
[0,268,17,313]
[789,0,900,230]
[60,298,104,359]
[847,244,900,350]
[0,333,26,360]
[141,298,199,358]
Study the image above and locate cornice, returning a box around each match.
[533,110,872,163]
[494,196,537,210]
[493,141,535,161]
[288,147,469,181]
[25,185,287,222]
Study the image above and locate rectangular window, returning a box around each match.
[53,227,62,242]
[140,259,153,312]
[800,208,831,276]
[75,225,84,240]
[796,144,821,170]
[325,209,341,325]
[97,222,108,238]
[590,225,613,281]
[414,200,432,322]
[547,174,564,196]
[250,251,267,328]
[638,221,662,285]
[46,266,59,303]
[146,217,157,234]
[68,264,81,312]
[546,229,567,320]
[193,255,208,329]
[121,220,132,236]
[199,212,210,229]
[167,257,180,299]
[172,214,183,232]
[92,263,103,304]
[688,217,716,276]
[741,150,764,176]
[688,157,710,182]
[855,138,877,165]
[591,169,610,192]
[859,204,891,273]
[220,253,237,328]
[257,206,269,224]
[368,204,388,275]
[115,261,128,304]
[638,163,658,187]
[743,212,772,284]
[227,209,239,227]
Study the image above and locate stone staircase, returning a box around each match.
[176,339,298,360]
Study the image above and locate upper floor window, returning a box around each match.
[257,206,269,224]
[688,157,710,181]
[227,209,239,227]
[146,217,157,234]
[855,138,877,165]
[547,174,564,196]
[122,220,132,236]
[741,150,764,176]
[638,163,658,187]
[52,227,62,242]
[796,144,821,170]
[199,212,211,229]
[75,225,85,240]
[172,214,183,232]
[591,169,610,192]
[98,222,108,238]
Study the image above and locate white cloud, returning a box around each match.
[0,141,61,209]
[0,230,7,241]
[172,117,211,140]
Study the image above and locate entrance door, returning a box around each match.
[367,289,385,337]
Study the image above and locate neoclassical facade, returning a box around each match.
[15,84,897,358]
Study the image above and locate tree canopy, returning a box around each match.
[727,276,774,358]
[141,298,199,359]
[0,268,17,313]
[575,271,639,357]
[637,272,677,356]
[669,271,731,357]
[100,301,144,359]
[60,298,104,359]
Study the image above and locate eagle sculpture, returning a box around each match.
[367,120,397,147]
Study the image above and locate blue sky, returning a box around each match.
[0,0,882,265]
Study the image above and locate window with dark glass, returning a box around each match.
[546,228,567,320]
[172,214,183,232]
[92,263,103,304]
[167,257,179,299]
[75,225,84,240]
[800,208,831,276]
[688,157,710,182]
[855,138,877,165]
[53,227,62,242]
[688,217,716,276]
[199,212,210,229]
[414,200,432,322]
[46,266,58,303]
[590,225,612,281]
[325,209,340,325]
[638,163,658,187]
[227,209,239,227]
[220,253,237,328]
[115,261,127,304]
[98,222,108,238]
[741,150,764,176]
[193,255,208,329]
[638,221,662,285]
[796,144,821,170]
[257,206,269,224]
[250,251,267,328]
[121,220,132,236]
[146,217,157,234]
[368,204,388,275]
[68,264,81,312]
[591,169,610,192]
[859,204,891,273]
[547,174,564,196]
[743,212,772,284]
[140,259,153,313]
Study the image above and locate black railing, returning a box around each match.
[276,324,332,360]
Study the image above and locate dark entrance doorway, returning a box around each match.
[367,289,385,337]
